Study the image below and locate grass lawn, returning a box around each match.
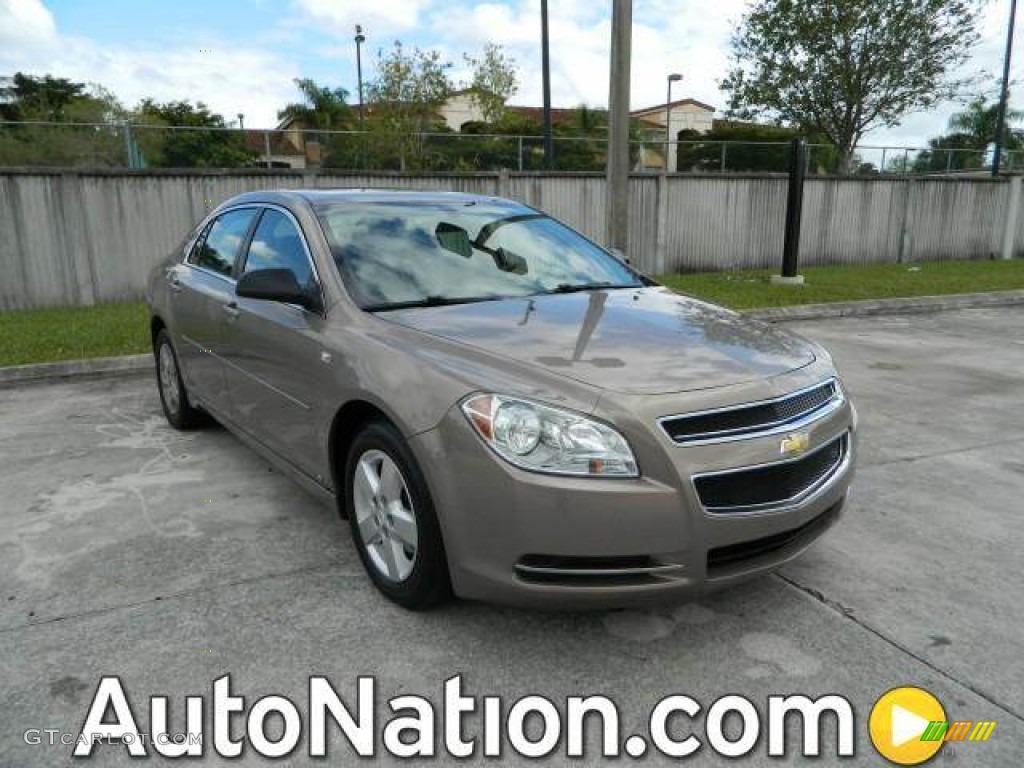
[1,260,1023,366]
[658,259,1024,310]
[0,301,149,367]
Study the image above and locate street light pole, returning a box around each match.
[993,0,1017,176]
[606,0,632,252]
[354,25,366,131]
[665,73,681,172]
[541,0,553,169]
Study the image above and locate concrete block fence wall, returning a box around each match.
[0,168,1020,310]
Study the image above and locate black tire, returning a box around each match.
[345,420,451,610]
[154,328,205,430]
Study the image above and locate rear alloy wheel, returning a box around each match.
[345,421,450,609]
[154,329,204,430]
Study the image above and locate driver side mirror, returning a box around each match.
[609,247,631,265]
[236,268,320,312]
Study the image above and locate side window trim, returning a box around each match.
[184,221,212,266]
[239,204,326,315]
[233,208,266,277]
[184,205,261,283]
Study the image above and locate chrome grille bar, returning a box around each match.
[658,378,842,446]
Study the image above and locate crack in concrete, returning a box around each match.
[859,434,1024,469]
[775,572,1024,724]
[0,560,345,635]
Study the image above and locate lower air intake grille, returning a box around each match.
[707,502,842,572]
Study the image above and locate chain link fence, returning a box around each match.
[1,120,1019,175]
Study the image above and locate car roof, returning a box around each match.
[223,188,529,211]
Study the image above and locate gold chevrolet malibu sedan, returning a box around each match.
[147,190,856,610]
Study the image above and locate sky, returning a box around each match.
[1,0,1021,149]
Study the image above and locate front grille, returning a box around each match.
[706,501,841,573]
[661,380,838,444]
[694,434,846,512]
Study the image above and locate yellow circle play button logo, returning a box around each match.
[869,686,947,765]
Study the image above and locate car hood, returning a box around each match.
[379,287,817,395]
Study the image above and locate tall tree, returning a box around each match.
[277,78,352,129]
[367,42,453,170]
[464,43,518,124]
[0,73,86,121]
[132,99,253,168]
[0,73,123,123]
[721,0,981,174]
[0,73,126,166]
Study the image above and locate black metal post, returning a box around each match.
[541,0,553,169]
[993,0,1017,176]
[781,137,806,278]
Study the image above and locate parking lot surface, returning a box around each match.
[1,306,1022,765]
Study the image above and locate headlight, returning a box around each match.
[461,394,638,477]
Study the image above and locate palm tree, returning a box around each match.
[947,96,1024,149]
[277,79,353,130]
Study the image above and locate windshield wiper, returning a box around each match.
[538,281,642,295]
[363,295,502,312]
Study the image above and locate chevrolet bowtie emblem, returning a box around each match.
[780,432,811,456]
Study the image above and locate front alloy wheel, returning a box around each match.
[345,420,450,609]
[352,449,419,582]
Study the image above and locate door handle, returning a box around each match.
[222,301,239,320]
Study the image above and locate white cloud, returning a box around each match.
[429,0,745,112]
[0,0,298,127]
[0,0,55,46]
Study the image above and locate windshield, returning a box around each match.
[313,201,643,310]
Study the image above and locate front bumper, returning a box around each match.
[409,370,856,610]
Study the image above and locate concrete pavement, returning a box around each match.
[1,307,1022,765]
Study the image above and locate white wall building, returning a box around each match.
[630,98,716,171]
[438,90,487,131]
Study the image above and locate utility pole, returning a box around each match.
[606,0,632,252]
[541,0,553,168]
[355,24,367,170]
[354,25,366,131]
[665,73,681,172]
[993,0,1017,176]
